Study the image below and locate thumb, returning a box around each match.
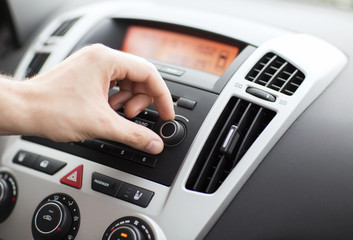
[103,111,164,155]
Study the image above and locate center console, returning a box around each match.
[0,1,347,239]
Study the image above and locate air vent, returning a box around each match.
[186,97,276,193]
[245,53,305,96]
[51,18,79,36]
[25,53,50,78]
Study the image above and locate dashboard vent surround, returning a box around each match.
[25,53,50,78]
[51,18,79,36]
[245,52,305,96]
[186,97,276,193]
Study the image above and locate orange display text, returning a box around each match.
[121,25,240,76]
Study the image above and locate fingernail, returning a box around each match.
[145,140,163,154]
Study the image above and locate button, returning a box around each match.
[33,156,67,175]
[246,87,276,102]
[155,64,184,76]
[13,151,38,168]
[111,147,134,160]
[60,165,83,189]
[132,154,157,168]
[131,118,155,129]
[116,183,154,208]
[136,109,159,122]
[91,172,122,197]
[177,97,197,110]
[91,140,113,153]
[76,139,94,147]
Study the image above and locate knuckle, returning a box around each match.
[81,43,108,61]
[145,61,158,74]
[129,130,146,145]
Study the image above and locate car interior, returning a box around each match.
[1,0,353,239]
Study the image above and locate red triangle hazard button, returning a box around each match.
[60,165,83,189]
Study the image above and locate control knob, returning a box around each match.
[32,193,80,240]
[106,224,145,240]
[33,201,72,240]
[0,172,17,223]
[102,216,154,240]
[159,120,186,146]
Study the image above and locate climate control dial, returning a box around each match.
[103,217,154,240]
[0,172,17,223]
[32,193,80,240]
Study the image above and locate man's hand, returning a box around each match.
[4,44,175,154]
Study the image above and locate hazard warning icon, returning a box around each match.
[60,165,83,189]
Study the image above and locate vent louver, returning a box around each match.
[186,97,276,193]
[25,53,50,78]
[245,53,305,96]
[51,18,79,36]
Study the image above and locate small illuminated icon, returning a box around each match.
[43,215,52,221]
[18,152,26,162]
[68,201,74,206]
[134,191,143,200]
[54,195,59,200]
[142,157,147,162]
[68,235,73,240]
[40,160,49,168]
[73,216,79,221]
[121,232,128,238]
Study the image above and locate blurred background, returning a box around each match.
[0,0,352,75]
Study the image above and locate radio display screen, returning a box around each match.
[121,25,240,76]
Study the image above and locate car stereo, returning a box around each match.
[22,18,254,187]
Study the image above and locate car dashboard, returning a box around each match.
[0,0,352,239]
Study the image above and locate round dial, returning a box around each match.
[0,172,18,223]
[32,193,80,240]
[159,120,186,146]
[102,217,154,240]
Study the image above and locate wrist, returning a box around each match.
[0,77,27,135]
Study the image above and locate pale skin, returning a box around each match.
[0,44,175,154]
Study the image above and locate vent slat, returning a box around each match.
[191,98,241,190]
[25,53,50,78]
[205,155,228,193]
[283,89,294,94]
[186,97,276,193]
[258,80,267,85]
[277,77,288,82]
[51,18,79,36]
[245,53,305,96]
[233,108,275,166]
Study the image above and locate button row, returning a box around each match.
[77,140,157,168]
[91,172,154,208]
[13,151,66,175]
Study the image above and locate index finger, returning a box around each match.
[106,48,175,120]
